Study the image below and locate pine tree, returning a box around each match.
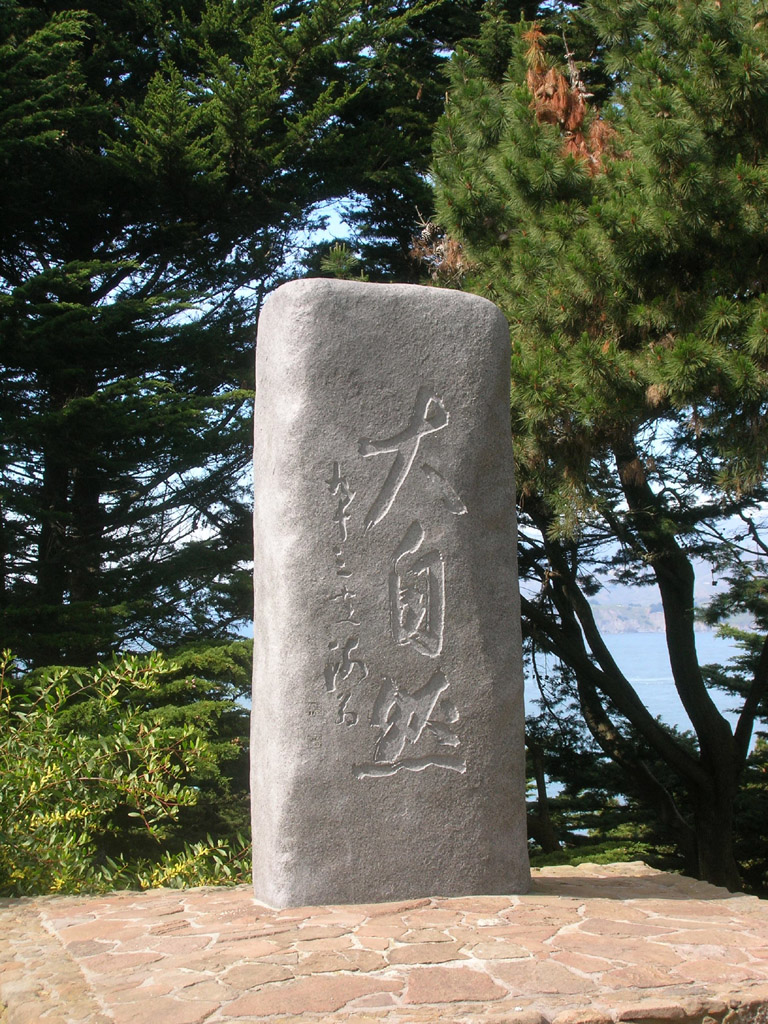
[298,0,545,280]
[2,0,540,665]
[430,0,768,889]
[1,0,347,663]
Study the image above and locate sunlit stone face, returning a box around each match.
[251,279,530,908]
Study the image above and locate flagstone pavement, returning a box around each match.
[2,863,768,1024]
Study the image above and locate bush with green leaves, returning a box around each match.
[0,649,251,895]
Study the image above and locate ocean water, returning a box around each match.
[524,630,749,735]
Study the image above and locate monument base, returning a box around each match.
[2,863,767,1023]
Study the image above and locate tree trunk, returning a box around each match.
[68,462,105,664]
[691,771,742,891]
[613,441,744,890]
[36,440,70,665]
[527,739,561,853]
[0,496,7,615]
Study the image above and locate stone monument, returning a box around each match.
[251,279,530,908]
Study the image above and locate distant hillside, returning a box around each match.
[591,603,753,634]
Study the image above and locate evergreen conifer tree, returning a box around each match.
[431,0,768,889]
[2,0,530,665]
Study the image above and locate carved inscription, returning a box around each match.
[323,462,367,726]
[389,521,444,657]
[354,671,465,778]
[332,584,361,625]
[321,389,467,776]
[359,387,448,531]
[355,388,465,777]
[324,636,366,726]
[421,463,468,516]
[327,461,355,542]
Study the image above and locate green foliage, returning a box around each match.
[0,649,251,895]
[130,833,251,890]
[319,243,370,282]
[530,841,665,870]
[434,1,768,511]
[525,654,684,872]
[296,0,544,280]
[134,640,252,849]
[3,0,535,666]
[432,0,768,889]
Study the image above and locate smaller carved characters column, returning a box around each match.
[323,462,367,726]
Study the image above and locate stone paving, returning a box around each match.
[1,863,768,1024]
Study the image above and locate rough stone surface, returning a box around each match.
[252,278,530,907]
[2,865,768,1023]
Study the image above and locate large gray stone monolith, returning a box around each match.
[251,279,530,907]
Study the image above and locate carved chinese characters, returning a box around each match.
[252,279,530,907]
[358,670,462,778]
[324,461,367,726]
[388,519,444,658]
[360,387,448,530]
[321,389,464,779]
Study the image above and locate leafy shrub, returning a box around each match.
[0,650,251,895]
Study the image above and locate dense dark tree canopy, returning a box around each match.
[431,0,768,888]
[2,0,546,666]
[2,0,361,664]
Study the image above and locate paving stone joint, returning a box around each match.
[1,864,768,1024]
